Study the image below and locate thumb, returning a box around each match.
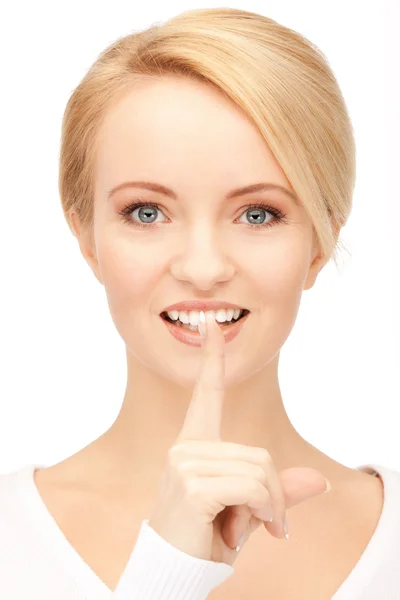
[279,466,331,507]
[232,467,331,547]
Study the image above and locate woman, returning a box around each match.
[1,7,399,600]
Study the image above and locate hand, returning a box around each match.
[148,312,329,566]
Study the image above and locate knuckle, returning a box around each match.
[168,443,185,463]
[168,444,179,458]
[198,381,224,395]
[260,485,271,505]
[259,449,273,469]
[251,480,269,508]
[261,447,273,462]
[250,477,263,496]
[255,465,268,486]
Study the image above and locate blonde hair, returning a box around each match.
[59,7,356,268]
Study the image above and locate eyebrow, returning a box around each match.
[106,180,299,204]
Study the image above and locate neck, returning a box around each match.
[86,351,328,498]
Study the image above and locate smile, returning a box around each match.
[159,309,250,347]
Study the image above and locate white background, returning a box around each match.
[0,1,398,475]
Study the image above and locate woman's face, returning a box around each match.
[75,75,324,389]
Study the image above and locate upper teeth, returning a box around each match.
[166,308,244,326]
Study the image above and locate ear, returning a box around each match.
[303,221,341,291]
[69,210,104,285]
[303,248,326,291]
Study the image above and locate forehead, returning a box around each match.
[94,76,294,198]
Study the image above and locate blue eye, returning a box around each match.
[119,200,287,230]
[128,203,165,225]
[237,204,278,227]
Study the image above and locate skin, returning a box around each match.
[64,74,377,510]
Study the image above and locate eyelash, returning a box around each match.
[119,200,288,230]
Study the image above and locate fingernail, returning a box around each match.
[323,478,332,494]
[198,311,206,339]
[283,518,289,540]
[259,507,274,522]
[235,532,245,552]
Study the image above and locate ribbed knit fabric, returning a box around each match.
[0,462,399,599]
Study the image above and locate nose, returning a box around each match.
[170,228,235,290]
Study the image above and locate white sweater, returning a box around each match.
[0,462,399,599]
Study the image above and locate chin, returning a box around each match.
[151,351,262,391]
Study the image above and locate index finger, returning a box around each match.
[177,311,226,442]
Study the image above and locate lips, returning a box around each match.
[160,309,250,347]
[161,300,248,313]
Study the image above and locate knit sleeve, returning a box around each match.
[111,519,235,600]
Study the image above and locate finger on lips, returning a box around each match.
[179,310,287,539]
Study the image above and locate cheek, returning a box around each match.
[96,236,162,311]
[251,243,309,308]
[248,239,311,350]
